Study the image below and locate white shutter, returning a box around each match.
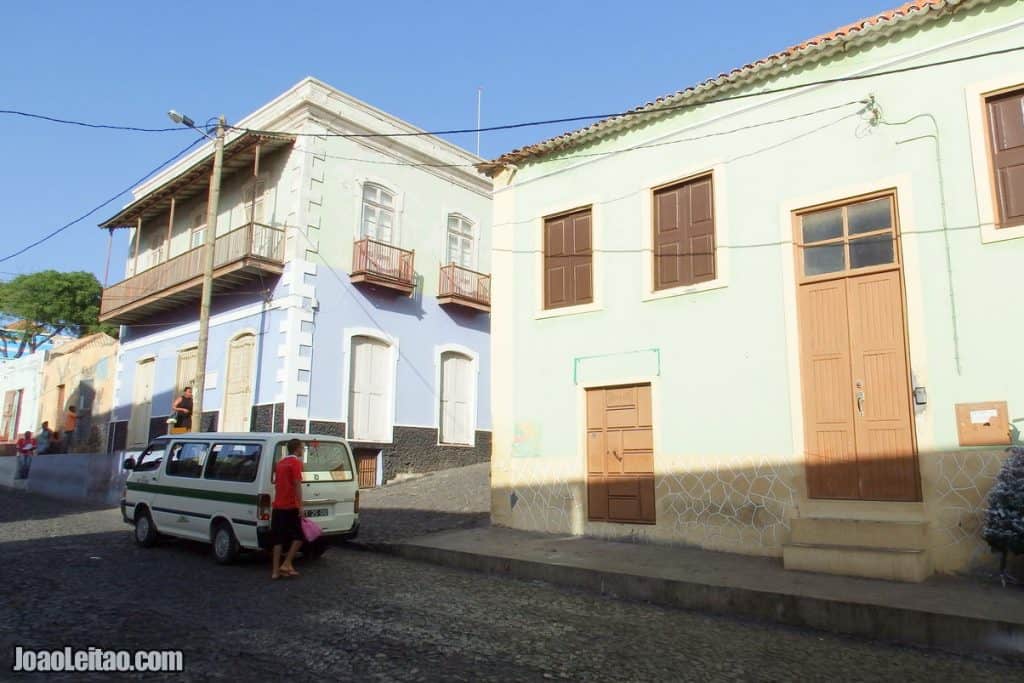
[128,359,155,445]
[223,335,255,431]
[349,337,391,441]
[439,352,473,445]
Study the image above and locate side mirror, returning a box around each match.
[123,458,136,471]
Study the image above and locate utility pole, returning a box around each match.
[191,116,226,432]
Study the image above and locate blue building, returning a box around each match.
[99,78,491,485]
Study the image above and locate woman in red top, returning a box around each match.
[271,438,305,579]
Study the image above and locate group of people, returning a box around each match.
[13,406,79,479]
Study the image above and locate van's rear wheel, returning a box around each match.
[212,522,240,565]
[134,509,158,548]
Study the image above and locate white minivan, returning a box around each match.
[121,433,360,564]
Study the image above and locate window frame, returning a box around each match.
[133,441,167,473]
[189,206,208,250]
[164,441,211,479]
[445,213,477,269]
[983,85,1024,231]
[541,205,594,312]
[792,190,902,285]
[203,442,263,483]
[965,75,1024,244]
[651,171,717,292]
[360,182,397,244]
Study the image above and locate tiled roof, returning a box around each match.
[485,0,980,172]
[49,333,117,357]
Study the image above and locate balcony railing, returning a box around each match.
[438,263,490,312]
[100,222,285,324]
[350,238,415,294]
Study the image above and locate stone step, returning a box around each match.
[790,517,928,551]
[783,543,931,583]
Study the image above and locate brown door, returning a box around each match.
[355,449,378,489]
[586,384,655,524]
[796,193,920,502]
[56,384,66,425]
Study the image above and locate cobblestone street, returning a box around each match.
[1,486,1022,681]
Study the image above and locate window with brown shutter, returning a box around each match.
[653,174,715,290]
[543,208,593,310]
[986,87,1024,229]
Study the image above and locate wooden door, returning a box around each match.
[222,334,256,432]
[795,193,919,501]
[128,359,155,446]
[439,352,472,445]
[2,390,18,440]
[348,336,391,441]
[55,384,66,426]
[586,384,656,524]
[846,271,918,500]
[355,448,378,488]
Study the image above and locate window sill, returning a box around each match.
[437,442,475,448]
[535,302,603,320]
[641,279,727,302]
[981,222,1024,244]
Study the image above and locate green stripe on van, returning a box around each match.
[125,482,258,506]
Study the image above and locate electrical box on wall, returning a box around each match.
[954,401,1011,447]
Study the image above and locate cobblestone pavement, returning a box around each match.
[2,488,1023,681]
[356,462,490,544]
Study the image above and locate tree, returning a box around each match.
[0,270,116,359]
[983,447,1024,586]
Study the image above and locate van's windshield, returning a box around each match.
[274,440,354,482]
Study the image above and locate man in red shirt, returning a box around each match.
[271,438,304,579]
[15,430,37,479]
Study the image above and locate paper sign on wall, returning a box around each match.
[205,373,218,390]
[969,409,998,425]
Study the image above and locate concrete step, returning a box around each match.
[791,517,928,551]
[783,543,931,583]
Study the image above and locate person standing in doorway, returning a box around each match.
[171,387,194,430]
[15,430,36,479]
[36,421,52,455]
[271,438,304,580]
[63,406,78,452]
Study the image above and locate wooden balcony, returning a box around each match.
[438,264,490,312]
[100,223,285,325]
[350,238,415,295]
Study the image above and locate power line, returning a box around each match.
[281,100,861,169]
[0,136,207,264]
[0,109,188,133]
[4,44,1018,144]
[231,44,1024,140]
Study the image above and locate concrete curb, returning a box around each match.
[369,539,1024,662]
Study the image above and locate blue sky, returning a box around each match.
[0,0,900,284]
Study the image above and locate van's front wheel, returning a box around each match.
[212,522,240,565]
[134,509,158,548]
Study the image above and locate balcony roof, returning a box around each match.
[98,132,295,229]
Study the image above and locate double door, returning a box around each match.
[796,194,920,501]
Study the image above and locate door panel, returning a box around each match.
[129,360,155,446]
[439,352,473,445]
[222,335,255,432]
[349,337,391,441]
[586,385,656,524]
[798,281,859,499]
[845,271,918,501]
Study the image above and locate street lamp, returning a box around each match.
[168,110,227,433]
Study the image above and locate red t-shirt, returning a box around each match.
[273,455,303,509]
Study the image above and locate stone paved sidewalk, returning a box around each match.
[355,462,489,544]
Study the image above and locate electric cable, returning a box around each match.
[0,136,207,264]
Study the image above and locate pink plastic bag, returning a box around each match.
[301,516,323,543]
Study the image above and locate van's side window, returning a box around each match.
[204,443,261,483]
[133,443,167,472]
[165,442,209,478]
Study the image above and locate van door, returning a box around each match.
[157,440,212,539]
[273,439,358,536]
[202,441,264,550]
[125,441,169,526]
